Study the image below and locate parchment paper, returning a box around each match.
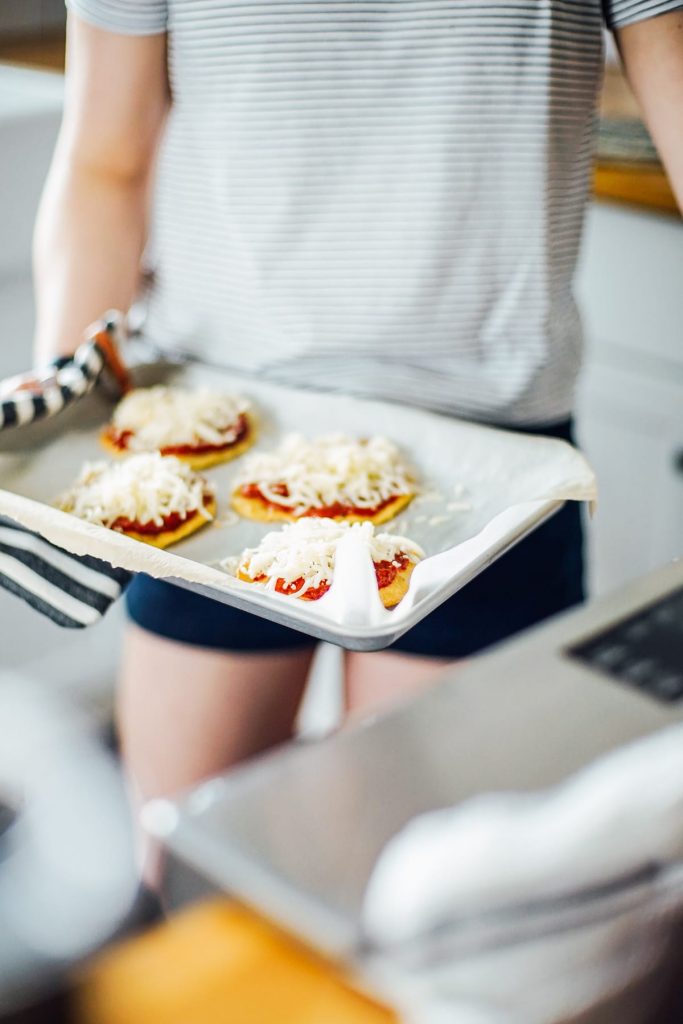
[0,358,596,644]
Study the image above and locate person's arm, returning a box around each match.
[33,15,169,363]
[613,9,683,211]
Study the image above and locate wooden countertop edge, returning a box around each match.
[593,162,680,217]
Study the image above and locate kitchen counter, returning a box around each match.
[593,163,678,216]
[0,31,65,71]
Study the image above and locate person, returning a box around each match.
[34,1,682,880]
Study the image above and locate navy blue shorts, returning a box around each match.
[126,420,585,658]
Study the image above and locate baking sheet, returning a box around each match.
[0,357,596,649]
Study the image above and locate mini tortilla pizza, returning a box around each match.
[56,453,216,549]
[227,519,424,609]
[232,434,414,525]
[101,385,253,469]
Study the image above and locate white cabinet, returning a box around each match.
[576,203,683,596]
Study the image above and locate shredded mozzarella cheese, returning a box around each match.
[227,519,424,596]
[57,453,214,528]
[111,386,249,450]
[234,433,413,513]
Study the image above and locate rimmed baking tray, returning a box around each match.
[0,356,596,650]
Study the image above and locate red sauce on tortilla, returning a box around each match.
[108,429,133,450]
[112,509,196,536]
[373,554,410,590]
[250,555,409,601]
[275,577,332,601]
[111,495,211,536]
[107,414,249,455]
[239,483,398,519]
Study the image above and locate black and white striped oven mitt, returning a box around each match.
[0,516,132,628]
[0,316,134,628]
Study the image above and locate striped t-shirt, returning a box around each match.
[67,0,680,425]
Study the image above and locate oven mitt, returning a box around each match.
[0,515,132,627]
[0,314,134,627]
[0,314,131,430]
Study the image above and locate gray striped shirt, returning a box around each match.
[67,0,681,424]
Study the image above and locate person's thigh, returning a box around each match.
[119,623,314,887]
[344,649,452,717]
[118,623,315,803]
[121,578,317,798]
[120,576,317,882]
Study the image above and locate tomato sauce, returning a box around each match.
[274,577,332,601]
[252,556,409,601]
[108,429,133,450]
[373,554,409,590]
[107,414,249,455]
[112,509,197,536]
[239,482,397,519]
[111,494,211,536]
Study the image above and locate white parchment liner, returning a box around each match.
[0,360,596,639]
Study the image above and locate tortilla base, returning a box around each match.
[231,490,413,525]
[99,414,255,469]
[117,496,216,549]
[379,560,415,608]
[237,557,416,608]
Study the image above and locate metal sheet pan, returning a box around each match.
[143,564,683,969]
[0,355,596,650]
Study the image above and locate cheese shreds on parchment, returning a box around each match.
[234,434,414,513]
[225,519,424,597]
[56,453,214,528]
[111,386,249,450]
